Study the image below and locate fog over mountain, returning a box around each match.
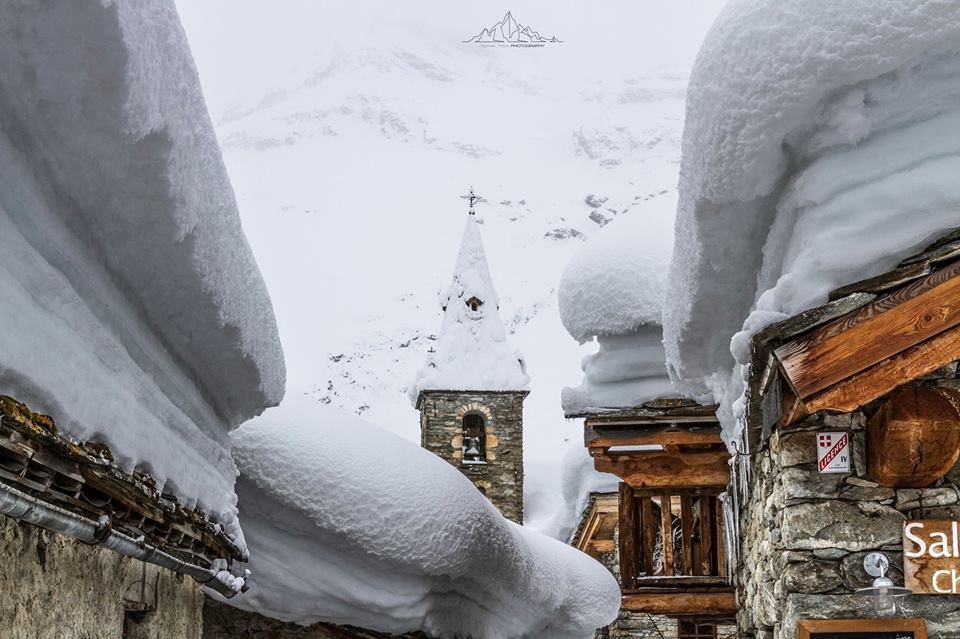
[175,0,724,532]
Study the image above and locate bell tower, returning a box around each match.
[410,189,528,523]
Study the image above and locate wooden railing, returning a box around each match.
[618,484,726,589]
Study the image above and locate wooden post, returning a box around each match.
[680,494,694,576]
[661,494,674,576]
[699,495,714,576]
[618,482,637,589]
[640,497,657,576]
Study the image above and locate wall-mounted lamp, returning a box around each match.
[856,552,912,617]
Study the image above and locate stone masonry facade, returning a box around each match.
[0,514,203,639]
[418,390,525,523]
[737,363,960,639]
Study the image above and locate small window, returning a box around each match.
[462,413,486,463]
[465,296,483,311]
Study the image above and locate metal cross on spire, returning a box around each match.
[460,186,482,215]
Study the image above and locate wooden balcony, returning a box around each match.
[618,484,736,620]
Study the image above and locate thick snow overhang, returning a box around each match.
[665,0,960,415]
[0,1,284,425]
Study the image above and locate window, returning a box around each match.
[465,296,483,311]
[462,413,486,463]
[678,621,718,639]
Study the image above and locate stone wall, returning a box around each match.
[0,514,203,639]
[738,367,960,639]
[418,390,525,523]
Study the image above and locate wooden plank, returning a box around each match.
[699,496,714,576]
[618,483,637,589]
[799,324,960,416]
[633,576,730,588]
[680,495,694,576]
[776,260,960,399]
[640,497,657,577]
[593,448,731,489]
[621,591,737,615]
[585,425,724,449]
[661,495,674,576]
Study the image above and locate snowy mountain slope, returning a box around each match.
[175,0,724,533]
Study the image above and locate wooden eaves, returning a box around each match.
[745,228,960,443]
[0,395,244,566]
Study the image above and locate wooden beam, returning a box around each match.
[594,449,731,489]
[867,386,960,487]
[585,424,723,449]
[699,496,714,576]
[640,497,657,576]
[661,495,674,576]
[618,483,637,589]
[680,495,694,576]
[799,324,960,415]
[776,260,960,400]
[621,591,737,615]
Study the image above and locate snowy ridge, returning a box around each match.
[0,0,284,546]
[410,214,529,402]
[227,395,621,638]
[665,0,960,443]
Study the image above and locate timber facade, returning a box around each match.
[572,401,738,638]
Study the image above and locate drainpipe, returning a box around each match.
[0,480,244,598]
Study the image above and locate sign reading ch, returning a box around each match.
[904,520,960,594]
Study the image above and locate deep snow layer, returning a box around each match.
[560,212,677,415]
[410,215,529,402]
[665,0,960,442]
[0,0,284,544]
[227,395,620,638]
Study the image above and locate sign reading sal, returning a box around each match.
[904,520,960,594]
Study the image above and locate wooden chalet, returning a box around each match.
[730,228,960,637]
[573,398,737,631]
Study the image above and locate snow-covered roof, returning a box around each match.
[558,212,678,415]
[227,395,620,638]
[664,0,960,441]
[410,215,529,402]
[559,212,671,343]
[0,0,284,547]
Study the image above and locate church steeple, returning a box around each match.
[410,190,528,523]
[410,195,528,402]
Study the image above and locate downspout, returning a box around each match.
[0,480,244,598]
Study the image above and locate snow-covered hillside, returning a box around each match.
[176,0,724,531]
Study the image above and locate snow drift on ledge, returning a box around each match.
[0,0,284,546]
[664,0,960,444]
[410,215,529,403]
[560,212,677,415]
[226,395,620,638]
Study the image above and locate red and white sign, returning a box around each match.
[817,432,850,473]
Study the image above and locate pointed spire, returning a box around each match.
[409,193,529,404]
